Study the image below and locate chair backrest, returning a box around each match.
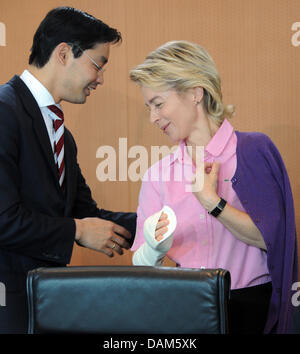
[26,266,230,334]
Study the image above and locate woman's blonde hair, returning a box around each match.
[130,40,234,126]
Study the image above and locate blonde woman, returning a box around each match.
[129,40,297,334]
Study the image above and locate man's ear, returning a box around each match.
[54,42,72,65]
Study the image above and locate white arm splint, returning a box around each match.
[132,205,177,266]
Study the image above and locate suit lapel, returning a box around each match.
[63,129,77,215]
[9,75,61,191]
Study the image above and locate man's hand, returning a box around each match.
[74,218,132,257]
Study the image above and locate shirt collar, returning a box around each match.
[205,119,234,157]
[170,119,235,166]
[20,70,61,110]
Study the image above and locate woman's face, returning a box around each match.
[142,87,198,143]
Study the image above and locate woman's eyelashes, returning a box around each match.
[145,102,164,111]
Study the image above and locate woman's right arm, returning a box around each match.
[132,212,171,265]
[131,174,173,266]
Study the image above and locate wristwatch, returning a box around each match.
[208,198,227,217]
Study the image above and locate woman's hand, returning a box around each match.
[192,161,221,212]
[154,212,169,241]
[192,161,266,250]
[133,211,173,266]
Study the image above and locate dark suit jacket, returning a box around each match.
[0,75,136,332]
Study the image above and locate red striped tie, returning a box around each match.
[47,105,65,188]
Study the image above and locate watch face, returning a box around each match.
[211,207,222,217]
[219,198,227,210]
[209,198,226,217]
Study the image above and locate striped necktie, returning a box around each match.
[47,105,65,188]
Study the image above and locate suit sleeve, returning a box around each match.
[69,134,137,246]
[0,103,75,264]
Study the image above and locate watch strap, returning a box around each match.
[208,198,227,217]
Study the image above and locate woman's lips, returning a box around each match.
[161,122,171,132]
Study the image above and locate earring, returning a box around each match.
[193,96,200,105]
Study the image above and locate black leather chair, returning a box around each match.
[26,266,230,334]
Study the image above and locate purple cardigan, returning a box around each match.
[234,131,298,333]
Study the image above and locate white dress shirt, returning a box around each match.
[20,69,63,158]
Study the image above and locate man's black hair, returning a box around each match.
[29,6,122,67]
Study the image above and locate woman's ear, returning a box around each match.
[193,87,204,105]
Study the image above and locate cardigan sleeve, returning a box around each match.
[233,131,298,333]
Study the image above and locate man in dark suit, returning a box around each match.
[0,7,136,333]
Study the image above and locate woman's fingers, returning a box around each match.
[155,212,169,240]
[155,227,168,241]
[155,212,169,229]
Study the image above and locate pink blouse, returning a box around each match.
[131,119,271,289]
